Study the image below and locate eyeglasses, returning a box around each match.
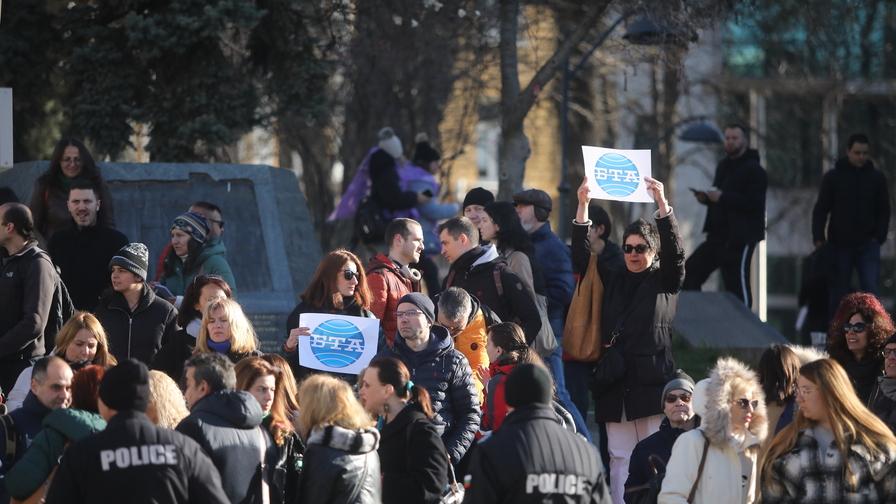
[885,349,896,358]
[797,386,816,397]
[62,156,83,165]
[395,310,425,319]
[343,270,360,281]
[206,217,225,227]
[664,393,692,404]
[842,322,867,334]
[735,398,759,411]
[623,244,649,254]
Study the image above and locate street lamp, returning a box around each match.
[557,15,699,240]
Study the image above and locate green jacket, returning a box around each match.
[161,240,237,297]
[4,408,106,499]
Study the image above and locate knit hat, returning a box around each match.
[412,133,441,166]
[661,369,696,408]
[505,363,553,407]
[109,243,149,281]
[397,293,435,323]
[378,127,404,159]
[462,187,494,210]
[99,359,150,412]
[171,212,209,245]
[513,189,553,212]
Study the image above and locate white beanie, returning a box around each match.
[378,127,404,159]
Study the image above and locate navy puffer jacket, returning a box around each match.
[377,325,481,463]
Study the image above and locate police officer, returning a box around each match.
[464,364,611,503]
[45,359,229,504]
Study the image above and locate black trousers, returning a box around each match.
[683,238,757,308]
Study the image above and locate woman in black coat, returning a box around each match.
[359,357,449,504]
[282,249,377,383]
[571,176,685,504]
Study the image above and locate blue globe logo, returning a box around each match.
[310,319,366,368]
[594,153,641,197]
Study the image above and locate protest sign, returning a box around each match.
[298,313,380,374]
[581,146,653,203]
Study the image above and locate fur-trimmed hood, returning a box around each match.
[693,357,768,448]
[307,425,380,455]
[787,344,828,365]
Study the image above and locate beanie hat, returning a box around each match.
[378,127,404,159]
[109,243,149,281]
[505,363,553,407]
[661,369,696,408]
[462,187,494,210]
[412,133,441,166]
[172,212,209,245]
[398,292,435,323]
[99,359,150,412]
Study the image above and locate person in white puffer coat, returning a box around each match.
[658,357,768,504]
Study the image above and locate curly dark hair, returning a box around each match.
[827,292,894,363]
[622,218,660,253]
[41,138,104,187]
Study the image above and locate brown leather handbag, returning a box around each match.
[563,253,604,362]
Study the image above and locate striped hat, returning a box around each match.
[171,212,209,244]
[109,243,149,281]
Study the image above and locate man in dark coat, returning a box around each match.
[812,133,890,316]
[0,203,58,392]
[45,359,229,504]
[684,123,767,307]
[177,353,276,504]
[439,217,541,342]
[871,334,896,434]
[624,372,700,503]
[48,179,128,310]
[464,363,611,503]
[376,293,480,466]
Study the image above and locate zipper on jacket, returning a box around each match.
[128,317,133,359]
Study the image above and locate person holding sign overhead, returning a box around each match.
[282,249,378,383]
[572,175,685,504]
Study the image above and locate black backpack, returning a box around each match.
[37,254,76,352]
[354,196,387,245]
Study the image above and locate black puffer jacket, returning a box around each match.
[176,390,277,504]
[265,416,305,504]
[379,404,450,504]
[377,325,481,464]
[572,212,685,422]
[464,405,611,504]
[45,410,229,504]
[298,425,381,504]
[94,284,179,365]
[443,246,541,343]
[624,416,701,503]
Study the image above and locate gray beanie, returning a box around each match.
[661,370,695,408]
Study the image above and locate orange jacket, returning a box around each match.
[367,254,420,346]
[453,308,489,404]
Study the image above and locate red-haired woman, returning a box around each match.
[235,357,303,504]
[282,249,376,382]
[827,292,895,404]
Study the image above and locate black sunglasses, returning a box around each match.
[736,398,759,411]
[343,270,360,281]
[664,393,691,404]
[843,322,867,334]
[623,244,649,254]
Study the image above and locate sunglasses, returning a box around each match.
[735,398,759,411]
[623,244,649,255]
[664,393,691,404]
[843,322,867,334]
[343,270,360,281]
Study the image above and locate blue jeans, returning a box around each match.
[829,240,881,317]
[564,360,594,423]
[546,317,592,442]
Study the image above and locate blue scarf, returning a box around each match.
[207,338,232,355]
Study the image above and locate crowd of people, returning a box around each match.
[0,128,894,504]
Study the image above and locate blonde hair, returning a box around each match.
[195,298,258,354]
[297,374,373,439]
[147,370,189,428]
[53,311,117,366]
[762,358,896,491]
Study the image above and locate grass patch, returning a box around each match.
[671,332,762,381]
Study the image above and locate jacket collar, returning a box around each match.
[307,425,380,454]
[502,404,560,426]
[529,221,554,242]
[22,391,53,418]
[108,409,153,427]
[106,284,154,313]
[393,325,452,361]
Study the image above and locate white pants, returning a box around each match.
[607,414,663,504]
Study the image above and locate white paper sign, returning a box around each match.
[298,313,380,375]
[581,146,653,203]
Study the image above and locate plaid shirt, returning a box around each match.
[763,428,896,503]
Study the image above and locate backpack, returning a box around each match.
[36,254,76,352]
[354,196,388,245]
[0,414,18,465]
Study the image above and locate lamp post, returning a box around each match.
[557,16,698,240]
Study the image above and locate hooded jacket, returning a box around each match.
[378,404,450,504]
[481,361,517,432]
[452,295,492,404]
[0,241,56,363]
[176,390,276,504]
[298,425,381,504]
[659,358,767,504]
[812,158,890,246]
[367,253,421,346]
[161,240,237,297]
[45,410,228,504]
[443,246,541,343]
[465,404,611,504]
[702,149,767,243]
[94,284,179,365]
[377,325,481,464]
[5,408,106,500]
